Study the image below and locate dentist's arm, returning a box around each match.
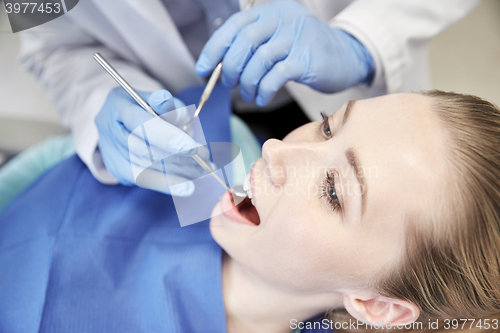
[328,0,482,94]
[18,15,164,184]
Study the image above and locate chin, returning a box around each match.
[209,201,223,231]
[208,193,262,252]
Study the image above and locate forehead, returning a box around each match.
[341,93,448,227]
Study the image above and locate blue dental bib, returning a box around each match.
[0,86,230,333]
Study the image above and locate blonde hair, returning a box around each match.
[329,90,500,332]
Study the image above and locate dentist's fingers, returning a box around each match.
[117,90,156,133]
[239,32,293,102]
[148,89,175,115]
[196,10,259,77]
[148,89,190,127]
[141,118,201,159]
[98,129,135,185]
[255,58,305,106]
[220,19,280,89]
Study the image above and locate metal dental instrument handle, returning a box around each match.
[94,53,159,118]
[182,62,222,132]
[94,52,247,198]
[191,154,247,197]
[182,0,256,132]
[244,0,255,10]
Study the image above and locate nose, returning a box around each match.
[261,139,317,186]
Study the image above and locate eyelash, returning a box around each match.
[319,112,332,139]
[320,171,341,212]
[318,113,340,211]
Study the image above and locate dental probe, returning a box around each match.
[94,53,158,118]
[93,53,247,198]
[182,0,255,132]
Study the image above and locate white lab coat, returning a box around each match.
[19,0,480,184]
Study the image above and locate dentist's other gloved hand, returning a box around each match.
[95,87,208,196]
[196,0,375,106]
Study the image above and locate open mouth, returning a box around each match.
[220,171,261,226]
[232,193,260,226]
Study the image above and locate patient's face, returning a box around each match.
[210,93,448,294]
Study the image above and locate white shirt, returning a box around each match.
[161,0,240,59]
[18,0,481,184]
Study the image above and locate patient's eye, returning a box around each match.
[320,171,341,211]
[320,112,332,139]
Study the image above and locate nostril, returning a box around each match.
[265,166,286,186]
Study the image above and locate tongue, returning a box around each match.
[237,197,260,225]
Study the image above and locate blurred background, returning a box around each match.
[0,0,499,166]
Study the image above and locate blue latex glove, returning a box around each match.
[196,0,375,106]
[95,88,208,196]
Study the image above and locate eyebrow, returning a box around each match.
[341,100,367,214]
[345,148,367,216]
[342,100,356,126]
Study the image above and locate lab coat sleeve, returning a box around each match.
[329,0,481,94]
[18,16,164,184]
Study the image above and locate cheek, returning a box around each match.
[256,199,358,287]
[265,198,390,284]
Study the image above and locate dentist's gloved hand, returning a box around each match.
[95,87,207,196]
[196,0,375,106]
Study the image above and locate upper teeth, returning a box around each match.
[243,173,253,199]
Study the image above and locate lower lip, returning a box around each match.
[220,192,256,226]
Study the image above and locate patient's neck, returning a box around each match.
[221,252,344,333]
